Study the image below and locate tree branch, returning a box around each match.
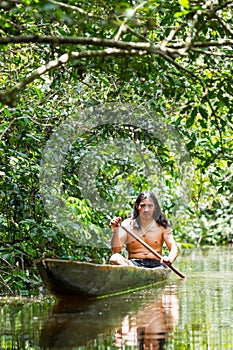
[213,14,233,37]
[48,0,104,20]
[193,48,233,57]
[0,48,147,107]
[1,34,232,51]
[0,1,232,108]
[114,1,147,41]
[168,38,233,49]
[160,24,186,52]
[190,0,233,46]
[1,33,230,107]
[0,34,157,49]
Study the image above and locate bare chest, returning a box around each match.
[126,223,164,252]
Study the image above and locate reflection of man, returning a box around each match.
[114,287,179,349]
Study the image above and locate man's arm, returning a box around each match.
[110,217,127,253]
[162,228,178,264]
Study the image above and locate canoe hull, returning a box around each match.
[37,258,170,298]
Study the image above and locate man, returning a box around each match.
[110,191,178,268]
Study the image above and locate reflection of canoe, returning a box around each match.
[37,258,170,298]
[40,286,178,349]
[40,296,133,349]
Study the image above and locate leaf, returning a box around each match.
[199,118,207,129]
[186,107,197,127]
[4,108,11,117]
[174,11,189,17]
[186,139,196,151]
[178,0,190,9]
[199,106,208,119]
[33,87,44,99]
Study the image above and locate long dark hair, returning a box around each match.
[131,191,169,228]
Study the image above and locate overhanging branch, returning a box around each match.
[0,35,157,50]
[0,48,148,107]
[0,35,232,53]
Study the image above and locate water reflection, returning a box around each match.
[114,290,179,349]
[40,285,179,350]
[0,298,53,350]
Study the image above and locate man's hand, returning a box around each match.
[161,256,172,265]
[110,217,122,228]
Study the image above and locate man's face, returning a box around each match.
[138,198,155,221]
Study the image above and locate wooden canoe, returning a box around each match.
[37,258,170,299]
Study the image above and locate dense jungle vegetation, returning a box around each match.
[0,0,232,294]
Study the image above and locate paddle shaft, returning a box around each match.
[121,225,186,279]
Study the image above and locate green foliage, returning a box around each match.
[0,0,232,293]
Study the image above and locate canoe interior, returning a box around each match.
[37,258,170,299]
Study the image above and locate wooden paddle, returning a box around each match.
[121,225,186,279]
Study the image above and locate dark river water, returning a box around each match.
[1,247,233,349]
